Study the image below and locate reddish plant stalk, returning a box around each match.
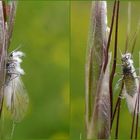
[115,99,121,139]
[109,0,120,120]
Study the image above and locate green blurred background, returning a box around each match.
[71,1,140,140]
[4,0,140,139]
[9,1,69,139]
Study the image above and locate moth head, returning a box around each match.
[9,52,13,58]
[6,62,10,67]
[121,53,132,66]
[12,51,25,58]
[9,50,24,57]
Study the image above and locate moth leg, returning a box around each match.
[116,64,122,66]
[4,73,19,86]
[134,76,140,79]
[9,73,20,82]
[114,72,123,77]
[131,69,140,74]
[119,86,126,99]
[118,94,125,99]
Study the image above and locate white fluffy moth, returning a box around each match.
[121,53,139,114]
[4,50,29,122]
[119,2,140,114]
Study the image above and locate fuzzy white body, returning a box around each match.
[4,51,29,122]
[121,53,139,114]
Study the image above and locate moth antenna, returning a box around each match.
[9,44,23,55]
[125,2,131,53]
[131,19,140,54]
[119,48,122,57]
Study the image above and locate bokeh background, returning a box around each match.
[71,1,140,140]
[9,1,69,139]
[4,1,140,139]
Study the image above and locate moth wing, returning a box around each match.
[123,85,138,113]
[114,78,123,93]
[5,77,29,122]
[12,77,29,122]
[122,85,127,97]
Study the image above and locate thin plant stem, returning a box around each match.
[111,82,124,128]
[109,0,120,121]
[135,103,139,139]
[2,1,7,23]
[0,2,6,118]
[104,0,117,72]
[115,99,121,139]
[130,96,137,139]
[135,84,140,139]
[10,122,16,139]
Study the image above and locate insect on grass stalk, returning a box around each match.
[0,1,29,139]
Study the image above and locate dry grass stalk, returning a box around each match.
[85,1,111,139]
[0,1,17,139]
